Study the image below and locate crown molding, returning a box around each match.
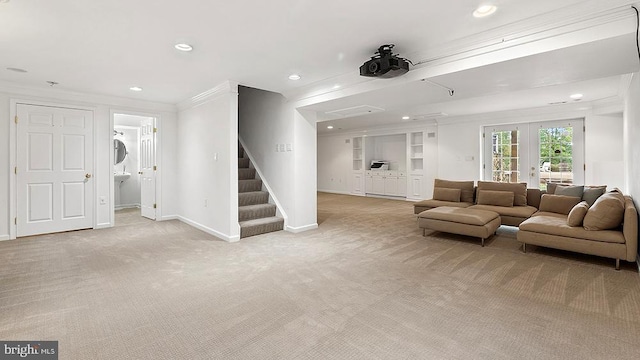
[176,81,239,112]
[0,80,176,113]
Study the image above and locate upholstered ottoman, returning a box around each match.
[418,207,501,246]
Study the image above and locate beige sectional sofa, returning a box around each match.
[415,179,638,269]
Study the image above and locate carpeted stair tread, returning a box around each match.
[240,216,284,238]
[239,191,269,206]
[238,168,256,180]
[238,158,250,168]
[239,203,277,221]
[239,179,262,192]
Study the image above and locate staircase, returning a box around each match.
[238,144,284,238]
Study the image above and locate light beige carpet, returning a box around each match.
[1,192,639,359]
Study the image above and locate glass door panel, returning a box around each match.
[531,120,584,190]
[483,124,528,184]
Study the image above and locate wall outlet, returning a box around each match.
[204,199,208,207]
[286,143,292,152]
[99,196,106,205]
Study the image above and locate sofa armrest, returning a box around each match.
[623,196,638,262]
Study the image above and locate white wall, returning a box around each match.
[585,113,624,189]
[317,135,351,194]
[623,72,640,259]
[436,105,626,189]
[114,126,141,208]
[177,82,239,242]
[0,87,177,240]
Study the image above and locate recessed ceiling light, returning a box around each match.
[129,86,143,92]
[333,84,341,89]
[402,116,410,120]
[288,74,301,81]
[473,5,497,18]
[6,67,27,73]
[570,93,583,100]
[327,125,334,129]
[0,0,10,3]
[174,43,193,52]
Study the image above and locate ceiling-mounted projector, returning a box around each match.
[359,44,411,78]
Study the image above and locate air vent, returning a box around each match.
[427,132,436,138]
[325,105,385,118]
[413,112,448,120]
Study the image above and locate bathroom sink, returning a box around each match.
[114,172,131,182]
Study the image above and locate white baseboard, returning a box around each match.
[161,215,179,221]
[365,193,407,200]
[286,223,318,233]
[0,235,11,241]
[95,223,112,230]
[317,189,352,195]
[115,204,140,210]
[177,216,240,243]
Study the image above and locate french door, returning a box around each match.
[483,119,584,189]
[16,104,94,237]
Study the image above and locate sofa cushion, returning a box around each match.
[414,199,473,214]
[418,206,499,226]
[539,194,582,215]
[520,213,626,244]
[477,181,527,206]
[476,190,514,207]
[554,185,584,198]
[433,187,461,202]
[468,204,538,218]
[434,179,475,203]
[582,185,606,206]
[583,190,625,231]
[567,201,589,227]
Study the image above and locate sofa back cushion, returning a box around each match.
[477,181,527,206]
[583,190,626,231]
[434,179,474,203]
[582,186,606,206]
[539,194,583,215]
[526,188,543,209]
[433,187,461,202]
[567,201,589,227]
[476,190,514,207]
[554,185,584,198]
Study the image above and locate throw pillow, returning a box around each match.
[476,190,514,207]
[477,181,527,206]
[433,187,461,202]
[583,191,625,230]
[433,179,475,203]
[554,185,584,198]
[567,201,589,227]
[539,194,583,215]
[582,185,606,206]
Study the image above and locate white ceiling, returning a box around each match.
[311,33,640,133]
[0,0,602,104]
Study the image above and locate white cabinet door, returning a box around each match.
[140,117,156,220]
[352,173,364,194]
[385,176,398,196]
[365,175,373,193]
[409,176,424,199]
[372,176,385,194]
[17,104,94,237]
[397,177,407,196]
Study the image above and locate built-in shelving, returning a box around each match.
[352,137,363,171]
[410,132,424,172]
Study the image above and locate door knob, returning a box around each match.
[85,173,92,179]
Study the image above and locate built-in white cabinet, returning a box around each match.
[408,175,423,198]
[352,137,363,171]
[352,172,364,195]
[365,170,406,197]
[409,132,424,173]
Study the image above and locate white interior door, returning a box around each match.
[140,117,156,220]
[16,104,94,237]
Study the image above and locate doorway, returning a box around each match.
[112,113,157,226]
[483,119,584,189]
